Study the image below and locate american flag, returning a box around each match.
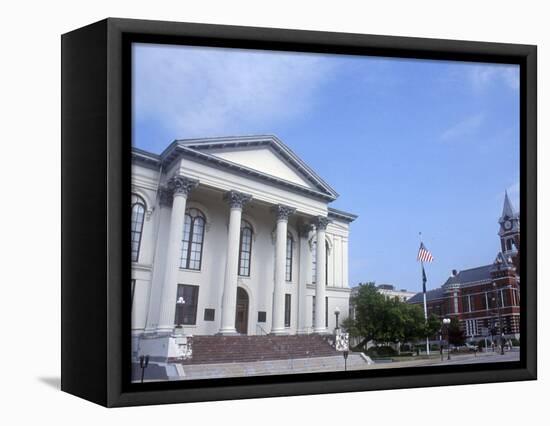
[417,242,434,263]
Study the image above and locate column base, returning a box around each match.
[270,328,290,336]
[156,325,175,334]
[137,333,192,362]
[218,327,239,336]
[313,327,329,334]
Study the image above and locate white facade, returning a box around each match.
[130,136,357,358]
[375,284,417,302]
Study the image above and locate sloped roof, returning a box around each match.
[443,264,493,287]
[328,207,358,223]
[408,287,446,304]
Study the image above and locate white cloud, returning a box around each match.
[440,112,485,142]
[468,64,519,91]
[133,43,334,149]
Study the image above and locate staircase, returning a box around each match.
[179,334,339,364]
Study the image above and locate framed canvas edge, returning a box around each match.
[63,17,537,407]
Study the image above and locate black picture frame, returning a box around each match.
[61,17,537,407]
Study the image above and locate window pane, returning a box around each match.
[285,294,291,327]
[131,195,146,262]
[175,284,199,325]
[239,222,253,276]
[286,233,293,281]
[180,209,205,270]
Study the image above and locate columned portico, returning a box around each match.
[271,204,296,334]
[131,136,357,363]
[157,175,199,333]
[219,190,252,335]
[313,216,330,333]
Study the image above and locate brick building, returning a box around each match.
[408,192,520,342]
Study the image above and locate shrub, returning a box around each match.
[366,346,397,357]
[511,338,520,347]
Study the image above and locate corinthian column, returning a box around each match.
[297,223,312,334]
[271,204,296,334]
[219,190,252,335]
[313,216,330,333]
[157,175,198,333]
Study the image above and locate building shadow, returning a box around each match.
[38,376,61,390]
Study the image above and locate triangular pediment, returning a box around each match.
[167,135,338,200]
[208,146,315,189]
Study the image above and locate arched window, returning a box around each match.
[238,220,253,276]
[506,239,513,251]
[131,194,146,262]
[286,232,293,282]
[180,208,206,270]
[311,239,329,285]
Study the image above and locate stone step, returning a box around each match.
[181,334,339,365]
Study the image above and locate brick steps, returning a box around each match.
[180,334,338,364]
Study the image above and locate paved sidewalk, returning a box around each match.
[174,353,369,380]
[135,349,520,382]
[366,349,519,370]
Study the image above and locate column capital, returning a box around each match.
[272,204,296,222]
[298,223,313,238]
[167,175,199,197]
[312,216,331,231]
[223,190,252,209]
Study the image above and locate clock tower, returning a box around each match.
[498,191,520,265]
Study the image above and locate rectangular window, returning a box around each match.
[258,311,266,323]
[204,308,215,321]
[466,319,477,337]
[238,226,252,276]
[325,296,328,328]
[285,236,293,281]
[174,284,199,325]
[462,295,469,312]
[284,294,291,327]
[312,296,316,327]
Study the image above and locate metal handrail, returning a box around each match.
[256,324,269,335]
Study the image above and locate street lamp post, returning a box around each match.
[442,317,451,361]
[139,355,150,383]
[439,327,444,361]
[334,307,340,332]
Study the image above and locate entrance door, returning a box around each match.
[235,287,249,334]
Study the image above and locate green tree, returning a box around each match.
[425,313,442,338]
[342,283,386,349]
[448,317,466,346]
[343,283,432,350]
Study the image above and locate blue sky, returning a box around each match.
[132,43,520,293]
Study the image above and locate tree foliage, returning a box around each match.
[343,283,438,348]
[447,317,466,346]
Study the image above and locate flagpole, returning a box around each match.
[421,260,430,356]
[419,232,430,356]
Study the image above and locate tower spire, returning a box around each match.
[500,190,516,221]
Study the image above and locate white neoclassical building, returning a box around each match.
[131,135,357,359]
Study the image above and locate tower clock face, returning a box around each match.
[504,220,513,230]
